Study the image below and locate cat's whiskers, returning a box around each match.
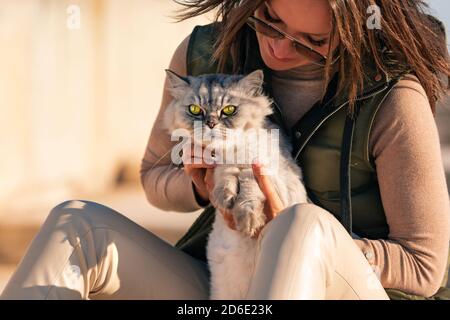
[149,148,178,171]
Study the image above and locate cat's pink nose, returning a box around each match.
[207,121,217,129]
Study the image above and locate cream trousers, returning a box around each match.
[1,200,388,300]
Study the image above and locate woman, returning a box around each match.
[2,0,449,300]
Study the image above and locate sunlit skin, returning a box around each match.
[185,0,339,237]
[256,0,339,70]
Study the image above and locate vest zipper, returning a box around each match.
[272,100,283,116]
[270,100,290,135]
[293,81,391,160]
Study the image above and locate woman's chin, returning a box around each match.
[260,51,306,71]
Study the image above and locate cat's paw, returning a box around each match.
[213,186,238,210]
[233,200,266,238]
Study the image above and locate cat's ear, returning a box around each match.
[165,69,190,98]
[238,69,264,96]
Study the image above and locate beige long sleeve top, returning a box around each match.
[140,33,450,297]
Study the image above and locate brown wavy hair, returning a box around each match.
[173,0,450,113]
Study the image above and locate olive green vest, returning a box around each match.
[175,22,450,299]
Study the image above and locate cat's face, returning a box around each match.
[163,70,273,146]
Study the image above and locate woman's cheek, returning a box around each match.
[256,34,309,70]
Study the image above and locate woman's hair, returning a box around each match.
[173,0,450,113]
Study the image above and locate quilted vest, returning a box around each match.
[174,22,449,299]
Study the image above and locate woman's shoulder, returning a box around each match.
[369,73,438,158]
[168,33,191,77]
[169,23,219,77]
[386,73,428,106]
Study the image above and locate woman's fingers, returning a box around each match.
[252,162,284,219]
[183,160,215,170]
[188,169,209,202]
[182,143,216,168]
[182,143,217,203]
[190,168,206,188]
[204,168,215,194]
[186,163,216,169]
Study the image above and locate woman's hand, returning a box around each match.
[205,160,285,240]
[182,144,215,203]
[251,161,285,238]
[184,162,215,203]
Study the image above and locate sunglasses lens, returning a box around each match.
[292,42,326,65]
[247,17,283,39]
[247,17,326,66]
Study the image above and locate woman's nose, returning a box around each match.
[271,38,295,59]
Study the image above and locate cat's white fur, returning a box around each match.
[163,69,309,300]
[207,127,309,299]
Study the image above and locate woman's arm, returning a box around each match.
[354,75,450,297]
[139,33,207,212]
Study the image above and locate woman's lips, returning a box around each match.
[267,41,295,63]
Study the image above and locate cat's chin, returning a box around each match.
[191,137,225,148]
[189,138,231,164]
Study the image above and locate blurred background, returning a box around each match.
[0,0,449,293]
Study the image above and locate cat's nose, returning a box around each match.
[206,121,217,129]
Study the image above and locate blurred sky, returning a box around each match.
[429,0,450,43]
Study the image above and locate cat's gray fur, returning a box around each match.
[163,69,309,299]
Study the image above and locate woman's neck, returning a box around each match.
[270,62,325,81]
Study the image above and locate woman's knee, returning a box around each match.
[261,203,337,240]
[282,203,335,228]
[47,199,119,233]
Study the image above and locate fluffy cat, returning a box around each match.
[163,69,309,299]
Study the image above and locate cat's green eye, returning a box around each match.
[188,104,202,116]
[222,105,237,116]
